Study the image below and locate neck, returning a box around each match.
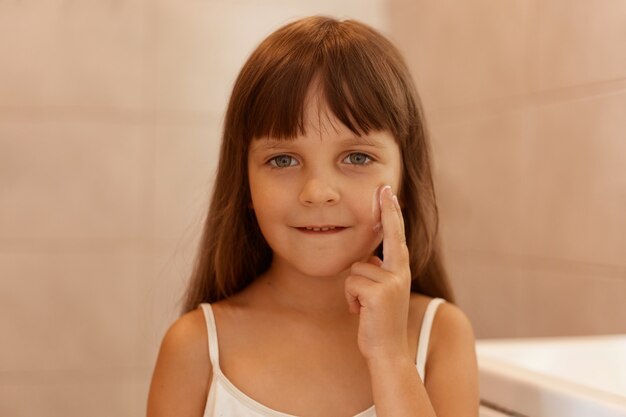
[257,257,366,321]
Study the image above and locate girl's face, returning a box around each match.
[247,91,402,278]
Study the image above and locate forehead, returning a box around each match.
[250,131,390,151]
[250,83,394,150]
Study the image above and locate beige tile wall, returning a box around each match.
[389,0,626,339]
[0,1,388,416]
[2,0,625,415]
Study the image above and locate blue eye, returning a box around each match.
[268,155,297,168]
[267,152,373,169]
[344,152,372,165]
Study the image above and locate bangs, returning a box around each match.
[240,17,412,142]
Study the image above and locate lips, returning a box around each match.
[295,226,347,233]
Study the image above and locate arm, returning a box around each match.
[367,302,480,417]
[424,302,480,416]
[146,308,212,417]
[346,186,479,416]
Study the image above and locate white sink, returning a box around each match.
[477,334,626,417]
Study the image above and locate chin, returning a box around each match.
[302,263,350,279]
[289,257,353,279]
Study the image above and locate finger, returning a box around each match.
[379,185,405,236]
[344,275,377,314]
[351,259,392,283]
[379,185,409,272]
[368,255,383,267]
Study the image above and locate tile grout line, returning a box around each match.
[428,77,626,127]
[136,0,158,390]
[446,247,626,280]
[0,106,222,126]
[2,78,625,127]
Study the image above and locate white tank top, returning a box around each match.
[200,297,445,417]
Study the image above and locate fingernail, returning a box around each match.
[379,185,392,207]
[372,221,381,233]
[392,195,400,209]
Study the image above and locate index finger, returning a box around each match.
[379,185,408,272]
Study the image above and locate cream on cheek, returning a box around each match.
[344,183,384,235]
[372,185,383,233]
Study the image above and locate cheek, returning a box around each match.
[252,193,279,219]
[350,185,382,226]
[250,183,290,228]
[249,170,282,210]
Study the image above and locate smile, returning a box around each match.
[295,226,348,234]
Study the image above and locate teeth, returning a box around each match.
[305,226,336,231]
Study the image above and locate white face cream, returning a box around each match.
[372,184,387,234]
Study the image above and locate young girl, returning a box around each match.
[147,16,479,417]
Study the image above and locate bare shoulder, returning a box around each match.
[407,293,475,348]
[159,308,211,368]
[431,300,476,349]
[426,299,480,416]
[146,307,212,417]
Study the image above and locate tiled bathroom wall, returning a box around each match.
[388,0,626,339]
[0,1,388,416]
[1,1,625,416]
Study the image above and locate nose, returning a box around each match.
[298,175,341,206]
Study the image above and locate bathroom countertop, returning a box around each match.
[476,334,626,417]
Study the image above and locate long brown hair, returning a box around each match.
[182,16,454,313]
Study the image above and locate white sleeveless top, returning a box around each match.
[200,298,445,417]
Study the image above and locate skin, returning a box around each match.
[246,85,403,327]
[146,82,480,416]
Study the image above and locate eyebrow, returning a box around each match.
[252,135,384,151]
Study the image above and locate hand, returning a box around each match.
[344,185,412,363]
